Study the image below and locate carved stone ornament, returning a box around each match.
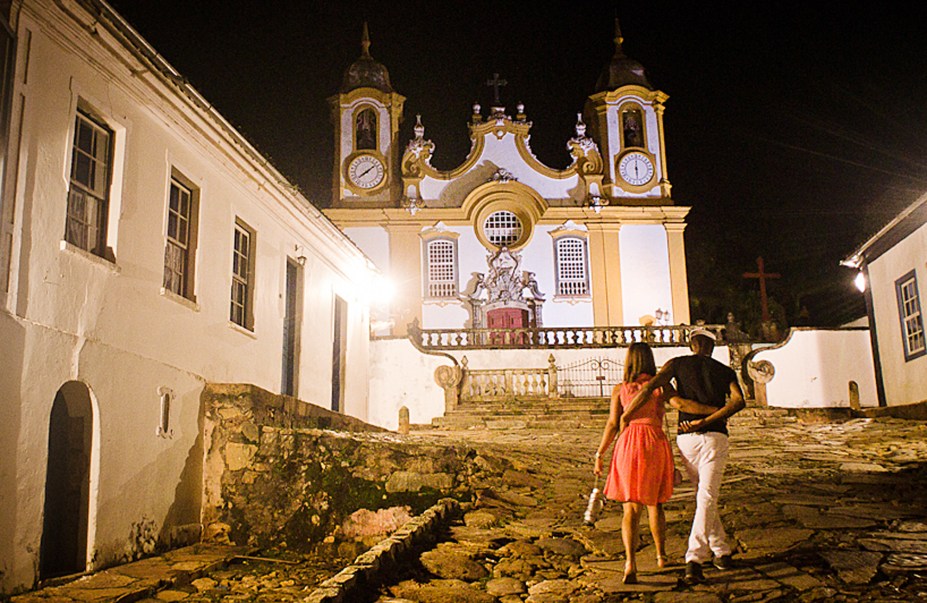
[489,168,518,183]
[434,364,462,389]
[401,114,435,178]
[748,359,775,384]
[484,247,524,304]
[567,112,603,175]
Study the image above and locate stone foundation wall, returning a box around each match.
[201,384,492,551]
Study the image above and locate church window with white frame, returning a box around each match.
[555,236,589,297]
[484,210,523,248]
[425,238,458,299]
[895,270,925,361]
[66,108,113,259]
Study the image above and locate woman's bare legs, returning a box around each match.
[622,502,643,582]
[647,503,667,568]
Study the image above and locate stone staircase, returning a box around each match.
[426,397,612,430]
[422,399,783,432]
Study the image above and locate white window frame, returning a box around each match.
[163,174,198,300]
[230,219,256,330]
[895,270,926,361]
[66,108,113,259]
[483,210,523,248]
[424,238,458,299]
[554,236,590,298]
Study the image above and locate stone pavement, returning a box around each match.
[9,544,249,602]
[368,409,927,602]
[10,408,927,602]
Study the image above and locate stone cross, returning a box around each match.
[743,256,781,323]
[485,73,508,105]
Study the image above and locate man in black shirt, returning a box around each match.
[619,328,745,585]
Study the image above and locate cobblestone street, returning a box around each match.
[12,408,927,602]
[367,409,927,602]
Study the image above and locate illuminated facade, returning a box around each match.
[324,21,691,336]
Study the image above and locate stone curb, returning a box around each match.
[303,498,462,603]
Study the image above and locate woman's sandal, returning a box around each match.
[655,555,667,569]
[623,568,638,584]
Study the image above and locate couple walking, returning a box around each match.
[594,329,745,585]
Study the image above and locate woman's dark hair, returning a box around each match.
[623,342,656,383]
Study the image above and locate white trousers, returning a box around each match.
[676,432,732,563]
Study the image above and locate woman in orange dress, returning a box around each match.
[594,342,675,583]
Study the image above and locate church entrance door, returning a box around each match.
[487,307,529,346]
[40,382,93,580]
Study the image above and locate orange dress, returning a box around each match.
[603,374,675,505]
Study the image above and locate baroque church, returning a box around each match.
[324,22,692,336]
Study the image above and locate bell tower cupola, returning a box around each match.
[586,18,672,202]
[330,23,405,207]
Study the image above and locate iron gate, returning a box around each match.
[557,357,624,398]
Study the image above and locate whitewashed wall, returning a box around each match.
[867,220,927,406]
[750,328,878,408]
[0,0,373,592]
[619,224,673,324]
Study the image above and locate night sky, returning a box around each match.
[106,0,927,329]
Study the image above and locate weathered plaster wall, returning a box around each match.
[0,0,373,593]
[751,328,878,408]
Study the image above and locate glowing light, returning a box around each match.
[854,271,866,293]
[351,260,394,308]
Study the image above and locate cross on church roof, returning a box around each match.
[485,73,508,105]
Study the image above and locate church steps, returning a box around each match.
[428,396,611,430]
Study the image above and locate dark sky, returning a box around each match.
[107,0,927,328]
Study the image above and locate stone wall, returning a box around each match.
[201,384,493,551]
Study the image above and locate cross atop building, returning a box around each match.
[485,73,508,105]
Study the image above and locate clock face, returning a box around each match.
[347,154,385,190]
[617,152,655,187]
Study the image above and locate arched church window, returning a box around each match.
[555,237,589,297]
[355,108,377,150]
[483,211,523,248]
[425,239,458,298]
[621,106,645,149]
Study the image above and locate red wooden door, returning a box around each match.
[487,307,529,345]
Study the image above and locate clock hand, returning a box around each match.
[358,164,377,178]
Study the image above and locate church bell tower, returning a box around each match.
[586,19,672,202]
[330,24,405,207]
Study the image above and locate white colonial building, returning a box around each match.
[0,0,377,592]
[324,23,691,337]
[843,193,927,407]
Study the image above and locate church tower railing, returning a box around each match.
[407,319,725,351]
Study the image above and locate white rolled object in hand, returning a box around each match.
[583,487,603,525]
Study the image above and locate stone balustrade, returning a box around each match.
[460,355,557,402]
[409,320,725,351]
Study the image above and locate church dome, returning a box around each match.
[594,19,652,92]
[341,23,393,93]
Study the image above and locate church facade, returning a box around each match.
[324,23,691,337]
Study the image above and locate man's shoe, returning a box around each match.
[712,554,734,570]
[684,561,705,585]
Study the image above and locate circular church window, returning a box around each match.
[483,210,523,247]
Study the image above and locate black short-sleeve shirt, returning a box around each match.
[673,354,738,435]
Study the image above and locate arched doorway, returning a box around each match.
[40,381,93,579]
